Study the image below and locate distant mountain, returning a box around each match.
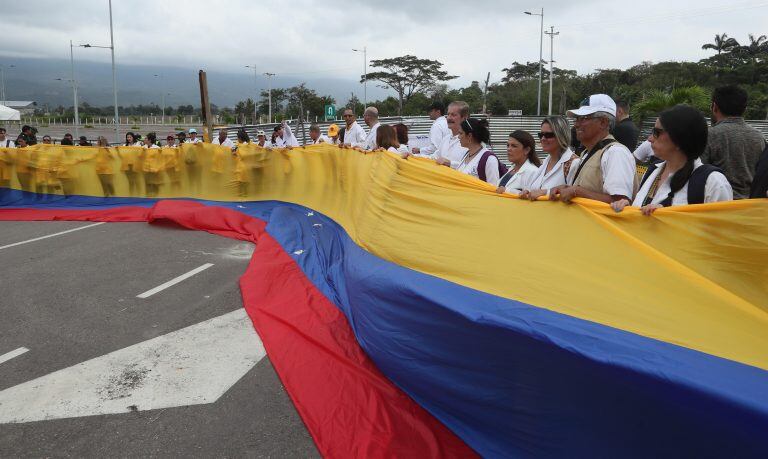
[1,57,390,110]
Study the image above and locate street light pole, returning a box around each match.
[245,65,258,123]
[1,65,16,107]
[352,47,367,108]
[153,74,165,123]
[545,26,560,116]
[524,8,544,116]
[264,72,275,122]
[108,0,118,144]
[69,40,80,138]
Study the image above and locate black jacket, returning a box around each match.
[749,142,768,198]
[612,117,639,151]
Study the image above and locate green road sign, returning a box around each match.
[324,105,336,120]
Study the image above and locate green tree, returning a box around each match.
[632,86,711,124]
[702,33,740,55]
[364,55,457,115]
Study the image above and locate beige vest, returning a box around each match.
[572,135,637,195]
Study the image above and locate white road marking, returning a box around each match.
[0,222,106,251]
[0,347,29,365]
[136,263,214,299]
[0,309,265,423]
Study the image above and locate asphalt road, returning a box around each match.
[0,220,318,457]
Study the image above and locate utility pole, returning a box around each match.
[245,65,258,123]
[264,72,275,123]
[545,26,560,116]
[153,74,165,123]
[352,47,367,107]
[482,72,490,114]
[198,70,212,143]
[69,40,80,138]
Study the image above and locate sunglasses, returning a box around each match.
[537,132,556,139]
[652,127,665,138]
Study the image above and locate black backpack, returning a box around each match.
[639,162,724,205]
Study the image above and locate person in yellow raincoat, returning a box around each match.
[0,143,16,189]
[141,132,164,197]
[34,143,63,194]
[162,135,182,194]
[14,136,34,192]
[94,136,116,197]
[118,132,143,196]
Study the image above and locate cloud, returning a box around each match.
[1,0,767,92]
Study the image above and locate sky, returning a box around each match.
[1,0,767,105]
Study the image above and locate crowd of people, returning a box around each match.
[1,84,767,206]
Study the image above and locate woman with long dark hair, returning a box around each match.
[496,130,541,194]
[612,104,732,214]
[456,118,504,184]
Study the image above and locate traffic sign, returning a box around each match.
[324,105,336,120]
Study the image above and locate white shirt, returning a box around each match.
[185,137,202,144]
[1,138,15,148]
[632,159,733,206]
[255,138,271,148]
[273,124,300,147]
[525,148,580,192]
[421,133,467,169]
[498,160,539,193]
[212,137,235,148]
[396,144,410,154]
[146,144,160,149]
[573,142,636,198]
[419,116,451,156]
[633,140,654,162]
[308,134,331,145]
[344,121,367,148]
[363,121,380,150]
[457,147,500,184]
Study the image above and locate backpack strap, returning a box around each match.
[638,162,659,191]
[687,164,723,205]
[477,150,507,183]
[571,137,617,183]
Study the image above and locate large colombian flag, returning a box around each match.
[1,143,767,457]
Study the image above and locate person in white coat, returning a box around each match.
[521,116,580,200]
[186,128,202,144]
[272,121,299,147]
[456,118,502,184]
[341,108,367,148]
[212,128,235,148]
[496,130,542,194]
[412,101,450,156]
[612,104,732,215]
[362,106,381,150]
[307,124,331,144]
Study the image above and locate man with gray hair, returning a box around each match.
[307,124,330,145]
[551,94,636,204]
[430,100,470,168]
[362,106,381,150]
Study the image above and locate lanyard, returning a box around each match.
[642,166,665,206]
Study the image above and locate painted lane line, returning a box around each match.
[137,263,215,299]
[0,222,106,251]
[0,347,29,365]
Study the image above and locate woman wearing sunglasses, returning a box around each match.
[611,104,732,215]
[520,116,579,200]
[495,130,541,194]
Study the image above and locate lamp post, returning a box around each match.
[79,0,118,143]
[352,47,367,108]
[153,74,165,123]
[0,64,14,106]
[524,8,544,116]
[55,75,79,138]
[244,65,259,123]
[264,72,275,122]
[544,26,560,116]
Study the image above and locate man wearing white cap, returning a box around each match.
[255,130,270,147]
[186,128,202,144]
[551,94,636,204]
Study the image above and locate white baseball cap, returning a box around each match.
[188,128,198,134]
[567,94,616,117]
